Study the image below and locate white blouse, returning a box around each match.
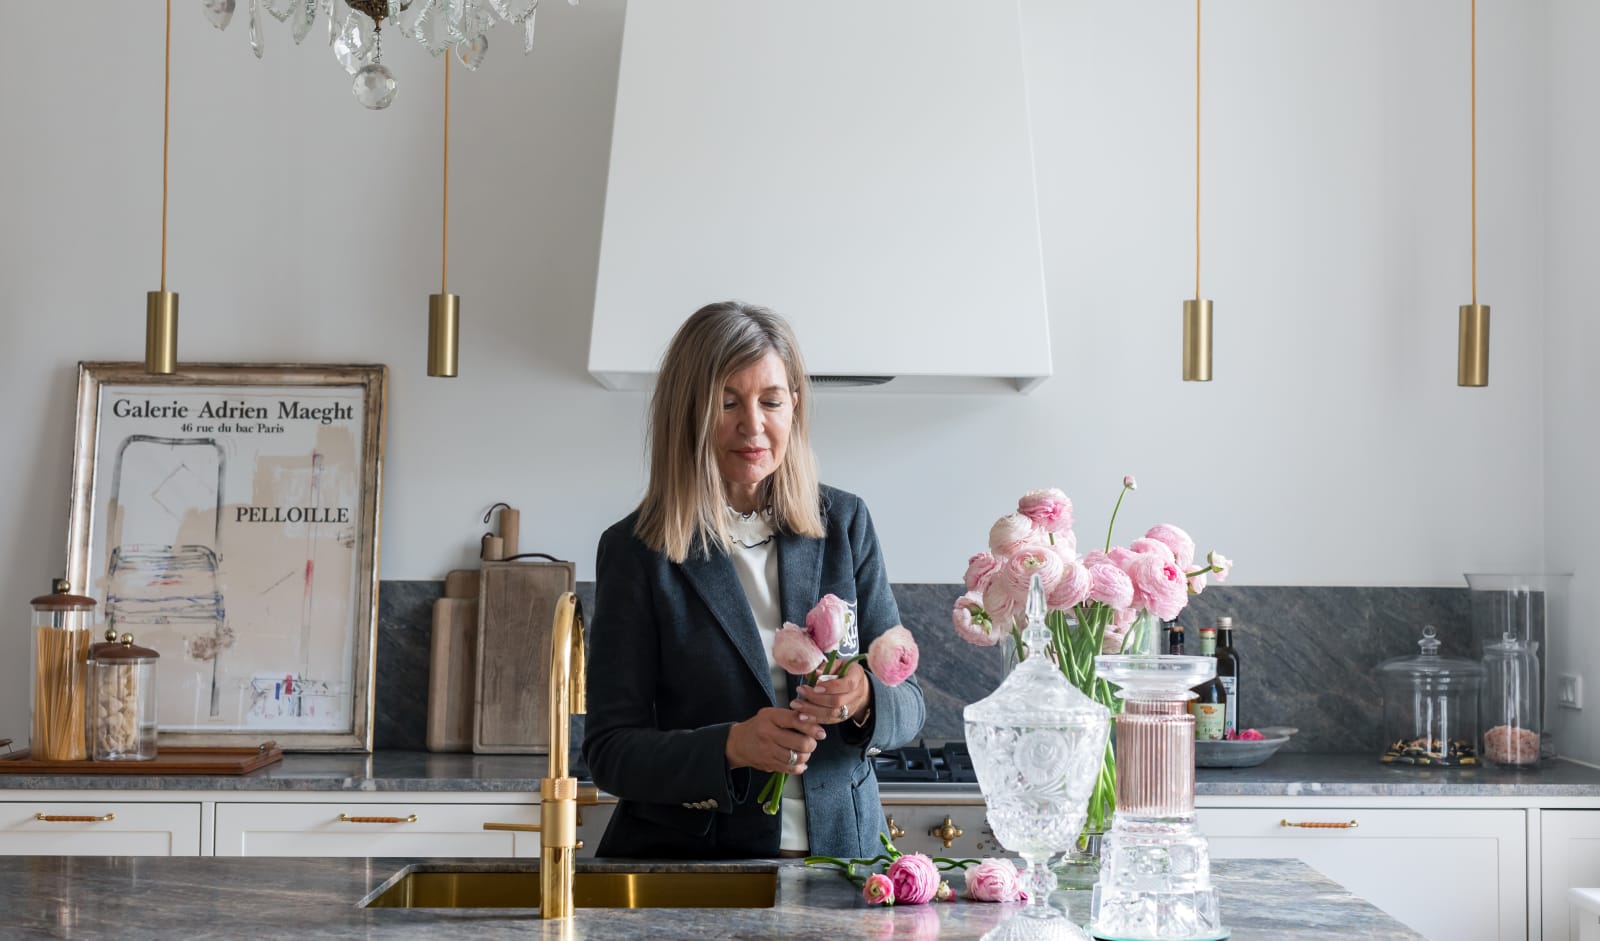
[725,507,808,853]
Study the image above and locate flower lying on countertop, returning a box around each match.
[1225,728,1265,741]
[806,834,1026,906]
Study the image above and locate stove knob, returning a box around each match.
[885,815,907,842]
[930,816,964,848]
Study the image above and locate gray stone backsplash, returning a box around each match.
[376,581,1487,756]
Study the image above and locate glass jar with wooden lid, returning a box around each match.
[29,580,97,760]
[88,629,159,761]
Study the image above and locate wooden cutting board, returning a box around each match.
[473,560,576,755]
[425,570,482,753]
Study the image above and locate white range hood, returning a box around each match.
[588,0,1052,393]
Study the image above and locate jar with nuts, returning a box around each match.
[87,629,159,761]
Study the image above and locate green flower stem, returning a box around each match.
[1105,483,1132,552]
[933,857,979,871]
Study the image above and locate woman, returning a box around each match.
[583,301,925,860]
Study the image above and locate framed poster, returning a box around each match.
[65,363,387,751]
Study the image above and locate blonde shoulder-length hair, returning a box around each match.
[635,301,824,562]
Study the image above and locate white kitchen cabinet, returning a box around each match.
[214,800,541,857]
[1541,811,1600,941]
[1197,806,1526,941]
[0,800,202,856]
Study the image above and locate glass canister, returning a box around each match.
[1480,632,1540,767]
[88,629,159,761]
[29,579,97,761]
[1377,625,1484,768]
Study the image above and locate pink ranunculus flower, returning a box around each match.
[1127,552,1188,622]
[1106,545,1138,569]
[867,626,920,687]
[965,857,1024,902]
[1129,536,1176,562]
[964,552,1002,593]
[1047,558,1092,611]
[805,594,851,653]
[982,575,1025,634]
[1052,529,1078,561]
[888,853,940,905]
[1123,475,1137,491]
[1000,545,1065,599]
[952,592,1000,647]
[1209,550,1233,582]
[772,624,825,675]
[863,872,895,905]
[934,881,955,902]
[988,513,1036,557]
[1086,563,1134,610]
[1017,488,1073,534]
[1080,549,1112,569]
[1188,570,1208,595]
[1145,524,1196,571]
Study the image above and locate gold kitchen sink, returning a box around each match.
[363,868,778,910]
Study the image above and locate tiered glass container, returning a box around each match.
[1376,625,1484,768]
[1090,629,1229,941]
[965,576,1110,941]
[1480,632,1539,767]
[87,629,160,761]
[29,580,97,761]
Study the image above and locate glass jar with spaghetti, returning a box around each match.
[29,580,97,761]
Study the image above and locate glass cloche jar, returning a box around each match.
[1480,632,1540,767]
[1377,625,1484,768]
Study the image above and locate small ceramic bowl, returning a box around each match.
[1194,726,1297,768]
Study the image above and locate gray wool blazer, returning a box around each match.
[582,485,926,860]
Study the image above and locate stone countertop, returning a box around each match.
[5,750,1599,798]
[3,855,1420,940]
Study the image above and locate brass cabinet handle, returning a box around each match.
[35,813,115,823]
[929,816,964,848]
[1279,819,1359,829]
[337,814,418,824]
[886,815,907,842]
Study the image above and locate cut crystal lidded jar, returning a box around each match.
[965,575,1110,941]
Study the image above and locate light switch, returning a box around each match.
[1557,674,1583,710]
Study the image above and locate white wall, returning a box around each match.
[1543,0,1598,766]
[0,1,1558,745]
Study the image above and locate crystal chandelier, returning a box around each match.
[200,0,577,110]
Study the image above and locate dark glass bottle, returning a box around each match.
[1215,617,1240,737]
[1168,622,1186,655]
[1189,627,1226,740]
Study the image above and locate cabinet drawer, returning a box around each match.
[1197,807,1525,941]
[0,801,202,856]
[215,801,541,857]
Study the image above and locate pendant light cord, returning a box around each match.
[1194,0,1202,301]
[442,53,451,295]
[161,0,172,293]
[1470,0,1477,305]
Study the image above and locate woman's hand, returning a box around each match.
[794,661,873,726]
[726,707,826,774]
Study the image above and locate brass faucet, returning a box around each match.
[483,591,592,918]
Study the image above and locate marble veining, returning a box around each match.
[373,580,1492,757]
[0,855,1420,940]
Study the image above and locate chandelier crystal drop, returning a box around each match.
[203,0,580,110]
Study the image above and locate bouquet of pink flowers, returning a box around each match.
[951,477,1232,833]
[760,594,921,815]
[806,833,1027,906]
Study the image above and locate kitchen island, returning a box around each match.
[4,855,1418,940]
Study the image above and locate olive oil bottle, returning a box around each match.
[1189,626,1226,741]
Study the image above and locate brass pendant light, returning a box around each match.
[1182,0,1212,382]
[428,53,460,378]
[146,0,179,375]
[1458,0,1489,387]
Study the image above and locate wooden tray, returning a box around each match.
[0,742,283,775]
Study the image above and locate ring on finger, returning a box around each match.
[787,749,798,767]
[837,704,850,721]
